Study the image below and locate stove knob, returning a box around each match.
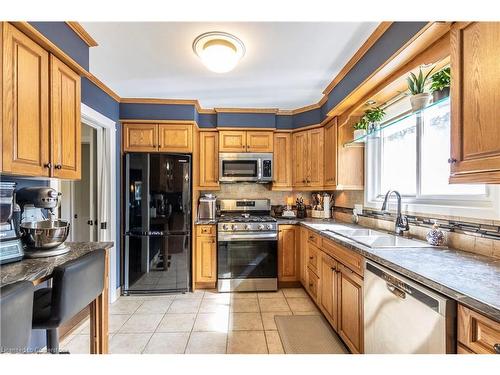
[258,224,265,230]
[232,224,239,231]
[245,224,252,230]
[266,224,273,230]
[223,224,231,231]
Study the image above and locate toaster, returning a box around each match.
[198,195,216,220]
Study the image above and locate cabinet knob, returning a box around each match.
[447,158,457,164]
[55,164,62,170]
[44,162,52,169]
[494,343,500,354]
[152,144,157,148]
[309,256,314,260]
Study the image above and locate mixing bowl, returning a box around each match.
[20,220,70,250]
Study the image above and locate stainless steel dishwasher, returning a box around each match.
[364,261,456,353]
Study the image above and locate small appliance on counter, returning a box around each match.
[16,187,70,258]
[0,182,24,264]
[198,194,217,221]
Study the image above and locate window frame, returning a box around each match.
[364,98,500,220]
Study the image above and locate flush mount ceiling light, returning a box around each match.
[193,31,245,73]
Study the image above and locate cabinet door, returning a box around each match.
[278,225,298,282]
[273,133,292,189]
[219,130,246,152]
[337,118,364,189]
[324,118,338,188]
[457,304,500,354]
[320,254,338,330]
[450,22,500,183]
[299,227,308,286]
[308,128,324,187]
[158,124,193,153]
[199,131,219,188]
[292,131,308,187]
[306,266,320,303]
[338,264,364,353]
[2,23,50,176]
[123,123,158,152]
[50,55,81,179]
[195,235,217,284]
[246,131,273,152]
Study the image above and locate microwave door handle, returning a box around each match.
[257,159,262,181]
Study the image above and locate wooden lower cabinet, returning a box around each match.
[278,225,299,282]
[194,225,217,288]
[457,304,500,354]
[306,266,320,303]
[319,253,339,330]
[337,263,364,353]
[299,227,308,285]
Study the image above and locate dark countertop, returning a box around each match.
[0,242,114,287]
[295,219,500,322]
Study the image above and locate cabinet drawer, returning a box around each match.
[307,243,320,275]
[306,266,320,301]
[196,225,216,237]
[458,304,500,354]
[307,230,321,247]
[322,237,364,277]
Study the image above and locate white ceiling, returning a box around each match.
[82,22,379,109]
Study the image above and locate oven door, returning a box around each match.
[217,232,277,291]
[219,154,259,182]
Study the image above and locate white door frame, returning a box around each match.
[80,103,118,302]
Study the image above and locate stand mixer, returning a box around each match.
[16,187,71,258]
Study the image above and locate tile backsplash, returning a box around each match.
[202,183,313,206]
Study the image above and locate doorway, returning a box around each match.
[60,124,98,242]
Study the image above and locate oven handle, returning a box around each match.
[218,233,277,242]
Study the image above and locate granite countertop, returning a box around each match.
[0,242,114,287]
[294,219,500,322]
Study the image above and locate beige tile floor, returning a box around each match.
[61,287,321,354]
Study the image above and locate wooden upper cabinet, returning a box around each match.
[324,118,338,188]
[450,22,500,183]
[292,131,308,187]
[272,133,292,189]
[246,131,273,152]
[199,131,219,188]
[50,55,81,179]
[219,130,246,152]
[278,225,299,282]
[308,127,324,187]
[123,123,158,152]
[2,23,50,176]
[158,124,192,153]
[337,117,364,190]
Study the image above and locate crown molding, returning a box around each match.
[87,73,120,101]
[214,107,278,114]
[322,22,393,96]
[66,22,98,47]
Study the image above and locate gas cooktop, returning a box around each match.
[218,213,277,223]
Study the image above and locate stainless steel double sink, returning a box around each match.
[322,227,435,249]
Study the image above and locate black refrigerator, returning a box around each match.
[124,153,191,294]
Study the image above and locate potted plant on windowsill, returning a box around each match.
[430,67,450,102]
[364,106,386,134]
[353,117,368,141]
[407,66,434,112]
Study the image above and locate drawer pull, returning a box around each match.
[494,344,500,354]
[309,256,314,260]
[309,236,315,240]
[44,162,52,169]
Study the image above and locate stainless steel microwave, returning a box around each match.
[219,153,273,183]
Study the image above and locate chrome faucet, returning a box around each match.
[381,190,409,236]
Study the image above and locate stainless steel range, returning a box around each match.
[217,199,278,292]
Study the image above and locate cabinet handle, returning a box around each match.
[309,256,314,260]
[152,144,157,148]
[494,344,500,354]
[447,158,457,164]
[309,236,315,240]
[331,267,335,271]
[55,164,62,170]
[44,162,52,169]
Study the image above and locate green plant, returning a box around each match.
[407,66,435,95]
[430,67,450,92]
[364,106,386,123]
[353,117,368,130]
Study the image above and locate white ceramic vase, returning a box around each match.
[410,93,432,112]
[353,129,367,142]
